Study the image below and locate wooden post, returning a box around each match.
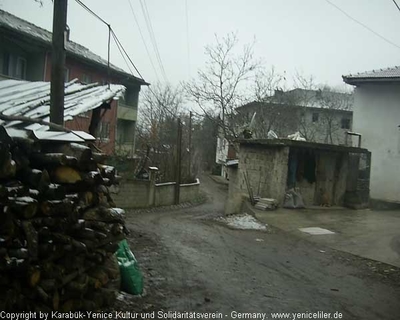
[188,111,192,180]
[50,0,68,126]
[174,118,182,205]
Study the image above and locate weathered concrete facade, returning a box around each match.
[227,139,370,213]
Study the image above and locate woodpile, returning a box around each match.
[0,127,126,311]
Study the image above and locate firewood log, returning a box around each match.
[88,277,102,289]
[39,199,74,217]
[82,171,104,186]
[9,196,38,219]
[50,143,97,171]
[65,274,89,295]
[8,248,29,259]
[90,268,109,286]
[42,183,66,200]
[35,286,59,309]
[20,168,50,191]
[39,279,56,292]
[98,164,116,180]
[21,221,38,260]
[0,207,16,240]
[11,146,30,171]
[82,207,125,223]
[30,153,78,168]
[27,265,41,287]
[92,152,107,163]
[0,156,16,179]
[52,166,81,184]
[5,185,29,198]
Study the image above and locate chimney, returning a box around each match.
[64,24,70,42]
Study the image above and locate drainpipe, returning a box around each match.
[346,131,362,148]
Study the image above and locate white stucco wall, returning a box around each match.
[353,84,400,202]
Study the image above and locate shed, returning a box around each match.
[226,139,370,213]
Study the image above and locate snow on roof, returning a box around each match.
[0,9,147,85]
[343,66,400,84]
[0,78,125,131]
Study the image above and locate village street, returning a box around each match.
[115,176,400,320]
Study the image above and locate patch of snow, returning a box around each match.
[299,227,335,235]
[11,196,37,203]
[219,214,267,230]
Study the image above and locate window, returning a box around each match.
[2,54,27,79]
[98,122,110,141]
[2,52,10,76]
[15,57,26,79]
[312,112,319,122]
[341,118,351,129]
[82,74,92,84]
[64,68,70,82]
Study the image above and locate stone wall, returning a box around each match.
[111,179,151,208]
[155,182,176,207]
[238,145,289,204]
[180,179,201,203]
[112,178,200,209]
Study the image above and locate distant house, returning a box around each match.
[343,66,400,205]
[238,89,354,145]
[216,88,354,178]
[0,9,148,155]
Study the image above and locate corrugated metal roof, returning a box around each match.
[343,66,400,84]
[0,78,125,131]
[0,9,148,85]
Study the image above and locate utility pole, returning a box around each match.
[50,0,68,126]
[188,111,192,180]
[175,118,182,205]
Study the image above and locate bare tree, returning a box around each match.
[184,32,260,143]
[135,83,185,181]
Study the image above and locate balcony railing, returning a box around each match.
[117,102,137,121]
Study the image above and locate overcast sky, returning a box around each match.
[1,0,400,89]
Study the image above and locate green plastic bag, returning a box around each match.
[115,240,143,295]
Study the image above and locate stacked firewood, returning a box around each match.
[0,127,126,311]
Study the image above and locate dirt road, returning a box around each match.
[118,176,400,320]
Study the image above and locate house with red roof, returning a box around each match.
[0,9,148,155]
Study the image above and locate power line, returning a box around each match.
[138,0,168,82]
[141,0,167,82]
[111,30,144,79]
[111,31,134,75]
[325,0,400,50]
[73,0,176,118]
[393,0,400,13]
[75,0,109,26]
[127,0,161,83]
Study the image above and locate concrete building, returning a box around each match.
[225,139,371,214]
[0,9,148,155]
[343,66,400,205]
[237,89,354,145]
[216,89,354,178]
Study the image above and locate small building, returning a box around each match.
[237,89,354,145]
[343,66,400,205]
[226,139,370,214]
[216,88,354,179]
[0,9,149,155]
